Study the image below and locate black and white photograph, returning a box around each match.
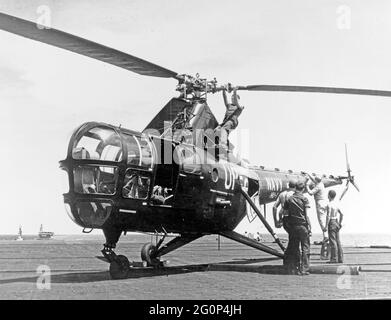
[0,0,390,304]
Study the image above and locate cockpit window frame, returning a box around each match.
[121,132,155,171]
[122,168,152,200]
[71,125,123,162]
[73,164,119,196]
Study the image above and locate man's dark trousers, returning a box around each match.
[285,224,310,273]
[328,220,343,263]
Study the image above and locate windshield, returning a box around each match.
[72,126,122,162]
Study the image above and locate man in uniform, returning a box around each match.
[283,180,312,275]
[214,86,244,151]
[273,180,296,269]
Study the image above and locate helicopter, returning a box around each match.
[1,12,388,279]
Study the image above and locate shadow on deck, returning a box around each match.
[0,257,283,284]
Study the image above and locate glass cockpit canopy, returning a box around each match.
[72,126,123,162]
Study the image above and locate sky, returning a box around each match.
[0,0,390,235]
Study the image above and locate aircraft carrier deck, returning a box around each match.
[0,234,390,300]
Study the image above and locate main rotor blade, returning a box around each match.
[237,85,391,97]
[0,12,178,79]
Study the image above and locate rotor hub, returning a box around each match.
[176,74,226,101]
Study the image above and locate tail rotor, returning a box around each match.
[340,144,360,200]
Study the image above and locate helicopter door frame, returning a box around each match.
[172,144,205,208]
[147,137,178,207]
[148,163,178,207]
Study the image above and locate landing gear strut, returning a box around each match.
[101,230,202,278]
[101,228,132,279]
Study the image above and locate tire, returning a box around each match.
[141,243,160,267]
[109,255,130,279]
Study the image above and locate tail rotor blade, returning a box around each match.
[351,180,360,192]
[339,182,349,201]
[345,143,351,174]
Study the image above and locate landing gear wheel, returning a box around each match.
[141,243,161,267]
[109,255,130,279]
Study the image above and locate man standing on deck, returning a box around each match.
[273,180,296,232]
[325,190,344,263]
[284,181,312,275]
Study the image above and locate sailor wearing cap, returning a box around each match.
[283,180,312,275]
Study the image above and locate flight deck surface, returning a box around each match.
[0,234,390,300]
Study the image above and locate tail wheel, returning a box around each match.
[109,255,130,279]
[141,243,161,267]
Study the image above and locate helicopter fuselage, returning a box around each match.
[60,117,343,238]
[60,121,258,236]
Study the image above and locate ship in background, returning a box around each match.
[16,225,23,241]
[38,224,54,240]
